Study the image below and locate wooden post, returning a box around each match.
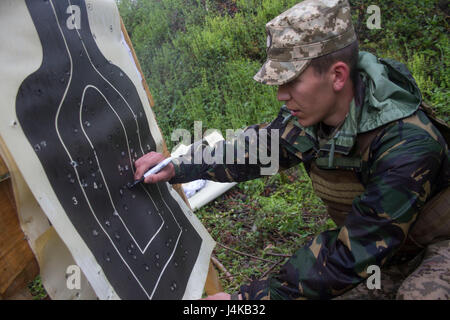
[0,157,39,300]
[0,156,8,182]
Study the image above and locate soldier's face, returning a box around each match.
[277,65,338,127]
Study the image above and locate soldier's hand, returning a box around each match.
[200,292,242,300]
[200,292,231,300]
[134,152,175,184]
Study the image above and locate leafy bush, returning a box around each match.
[349,0,449,119]
[118,0,448,145]
[118,0,308,150]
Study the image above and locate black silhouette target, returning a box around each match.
[15,0,202,299]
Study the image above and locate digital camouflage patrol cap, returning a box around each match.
[254,0,357,85]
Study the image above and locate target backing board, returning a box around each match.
[0,0,215,300]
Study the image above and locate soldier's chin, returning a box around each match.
[296,116,313,127]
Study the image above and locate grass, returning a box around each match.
[195,164,336,293]
[27,276,48,300]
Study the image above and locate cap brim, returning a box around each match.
[253,59,310,85]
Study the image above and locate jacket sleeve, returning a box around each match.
[168,107,306,184]
[239,117,447,299]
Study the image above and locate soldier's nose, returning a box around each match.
[277,85,290,101]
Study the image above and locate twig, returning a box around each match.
[286,231,308,238]
[211,255,234,282]
[264,251,291,258]
[216,242,274,263]
[275,230,289,242]
[260,259,285,279]
[218,274,252,283]
[218,274,237,280]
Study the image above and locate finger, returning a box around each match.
[143,174,154,184]
[134,163,147,180]
[134,153,161,179]
[199,293,229,300]
[134,155,148,179]
[143,170,165,184]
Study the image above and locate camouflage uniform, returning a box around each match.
[169,0,450,299]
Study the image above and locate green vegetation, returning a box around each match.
[28,275,48,300]
[118,0,448,294]
[196,166,335,293]
[351,0,449,118]
[118,0,449,143]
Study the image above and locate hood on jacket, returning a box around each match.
[357,51,422,133]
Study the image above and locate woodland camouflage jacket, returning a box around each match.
[169,52,450,299]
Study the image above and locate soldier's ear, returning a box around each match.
[331,62,350,91]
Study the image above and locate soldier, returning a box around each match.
[134,0,450,299]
